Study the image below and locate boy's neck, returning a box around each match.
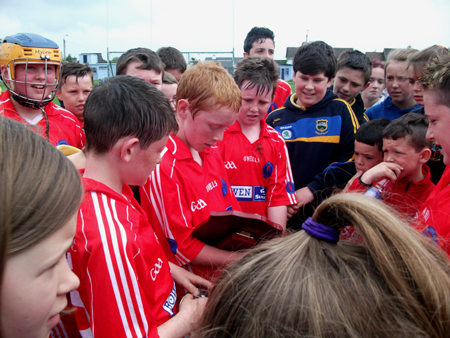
[176,129,203,166]
[392,96,416,110]
[11,96,44,121]
[84,153,126,196]
[406,164,425,183]
[237,118,261,144]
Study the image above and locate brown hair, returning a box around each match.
[84,76,178,154]
[408,45,450,74]
[382,112,431,151]
[177,62,241,118]
[386,48,418,71]
[116,48,164,76]
[197,193,450,338]
[0,116,83,294]
[421,53,450,108]
[233,56,279,98]
[157,46,187,73]
[59,62,94,86]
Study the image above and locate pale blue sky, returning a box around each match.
[2,0,449,61]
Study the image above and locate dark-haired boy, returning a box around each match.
[218,56,297,230]
[157,46,187,82]
[243,26,291,112]
[415,54,450,255]
[56,62,93,126]
[332,50,372,125]
[342,118,391,192]
[69,76,209,337]
[349,113,434,219]
[266,41,359,226]
[116,47,164,90]
[340,118,389,241]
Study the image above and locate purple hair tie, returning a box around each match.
[302,217,339,243]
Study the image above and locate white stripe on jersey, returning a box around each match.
[110,199,149,333]
[90,192,147,338]
[147,164,190,265]
[284,145,297,205]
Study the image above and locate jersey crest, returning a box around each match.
[316,119,328,135]
[262,162,274,179]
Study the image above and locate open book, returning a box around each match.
[193,210,284,251]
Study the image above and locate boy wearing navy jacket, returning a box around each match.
[266,41,359,227]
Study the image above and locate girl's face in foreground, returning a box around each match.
[0,214,79,338]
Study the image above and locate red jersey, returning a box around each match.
[140,135,241,268]
[341,165,434,242]
[269,79,292,113]
[348,165,434,219]
[415,166,450,255]
[0,90,85,148]
[218,120,297,217]
[69,177,176,338]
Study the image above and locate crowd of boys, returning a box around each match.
[1,29,450,338]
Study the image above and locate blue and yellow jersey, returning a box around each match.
[266,90,359,195]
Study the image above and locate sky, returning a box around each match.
[2,0,450,62]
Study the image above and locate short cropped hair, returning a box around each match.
[382,112,431,151]
[385,48,418,71]
[60,62,94,86]
[408,45,450,74]
[84,76,178,154]
[233,56,279,98]
[422,53,450,108]
[243,27,275,54]
[337,50,372,84]
[293,41,336,79]
[163,71,177,85]
[116,48,164,76]
[177,61,242,118]
[355,118,390,151]
[157,47,187,73]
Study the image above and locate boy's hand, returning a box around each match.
[287,187,315,220]
[295,187,315,208]
[360,162,403,185]
[177,294,208,329]
[287,203,299,220]
[169,262,212,297]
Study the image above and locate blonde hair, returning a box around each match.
[176,61,241,117]
[0,117,83,282]
[386,48,418,71]
[197,193,450,338]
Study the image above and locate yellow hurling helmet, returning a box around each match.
[0,33,61,109]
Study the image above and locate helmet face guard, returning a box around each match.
[0,33,62,109]
[2,57,61,109]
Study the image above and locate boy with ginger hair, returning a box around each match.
[140,62,243,280]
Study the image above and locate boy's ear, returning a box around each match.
[419,147,432,164]
[56,88,62,101]
[120,137,140,163]
[327,77,334,88]
[362,82,370,91]
[177,99,190,119]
